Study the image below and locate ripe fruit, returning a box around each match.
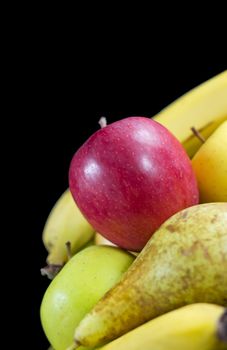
[42,189,95,265]
[95,232,116,246]
[100,304,227,350]
[69,117,199,251]
[40,245,135,350]
[74,203,227,348]
[153,70,227,158]
[192,121,227,202]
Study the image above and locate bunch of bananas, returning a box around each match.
[153,70,227,158]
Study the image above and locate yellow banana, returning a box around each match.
[153,70,227,157]
[42,189,95,265]
[94,233,116,247]
[48,345,89,350]
[95,233,138,257]
[100,303,227,350]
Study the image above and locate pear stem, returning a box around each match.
[217,309,227,342]
[65,241,72,261]
[191,126,206,143]
[98,116,107,128]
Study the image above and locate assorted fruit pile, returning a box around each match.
[40,71,227,350]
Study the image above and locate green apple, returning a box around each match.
[40,245,135,350]
[192,121,227,202]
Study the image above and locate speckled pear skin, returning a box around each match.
[74,203,227,348]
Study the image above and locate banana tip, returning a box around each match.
[217,309,227,342]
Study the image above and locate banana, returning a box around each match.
[95,233,138,257]
[42,189,95,265]
[94,233,116,247]
[99,303,227,350]
[48,345,89,350]
[153,70,227,157]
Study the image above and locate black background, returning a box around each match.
[24,58,226,349]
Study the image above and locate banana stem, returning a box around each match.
[191,127,206,143]
[66,341,80,350]
[217,309,227,342]
[66,344,75,350]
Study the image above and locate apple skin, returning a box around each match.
[40,246,135,350]
[69,117,199,251]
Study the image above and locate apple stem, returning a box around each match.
[40,264,63,280]
[98,116,107,128]
[191,127,206,143]
[217,309,227,342]
[65,241,72,261]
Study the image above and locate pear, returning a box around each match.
[74,203,227,349]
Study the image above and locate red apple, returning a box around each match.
[69,117,199,251]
